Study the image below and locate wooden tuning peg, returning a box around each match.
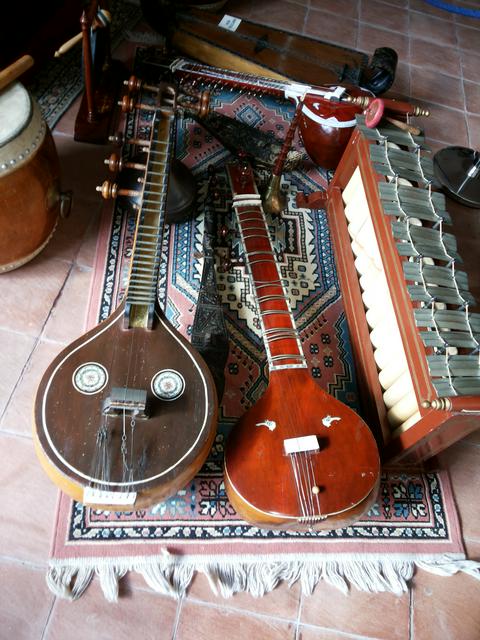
[96,180,142,200]
[104,153,147,173]
[108,132,124,146]
[108,132,151,151]
[124,75,160,95]
[119,95,156,114]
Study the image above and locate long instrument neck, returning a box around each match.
[227,163,307,372]
[171,58,336,103]
[124,109,175,329]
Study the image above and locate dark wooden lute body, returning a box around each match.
[33,88,217,510]
[224,162,380,530]
[34,301,217,508]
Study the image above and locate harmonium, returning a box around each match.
[325,116,480,465]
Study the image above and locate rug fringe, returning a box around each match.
[46,553,480,602]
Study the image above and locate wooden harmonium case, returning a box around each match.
[326,116,480,464]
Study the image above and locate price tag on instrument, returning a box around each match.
[83,487,137,506]
[218,15,241,32]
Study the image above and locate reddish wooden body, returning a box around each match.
[326,130,480,464]
[225,162,380,530]
[34,302,218,509]
[0,87,61,272]
[172,60,368,170]
[225,368,380,529]
[299,89,364,169]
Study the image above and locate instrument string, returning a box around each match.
[233,192,321,519]
[125,111,174,489]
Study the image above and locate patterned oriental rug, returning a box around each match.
[47,57,480,603]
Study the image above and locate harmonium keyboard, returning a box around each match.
[326,117,480,464]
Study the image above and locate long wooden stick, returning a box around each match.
[0,55,34,92]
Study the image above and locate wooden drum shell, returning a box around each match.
[299,90,365,170]
[0,86,61,273]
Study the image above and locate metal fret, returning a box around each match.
[257,295,287,303]
[259,309,291,317]
[270,354,307,362]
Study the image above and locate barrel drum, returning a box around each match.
[0,82,62,272]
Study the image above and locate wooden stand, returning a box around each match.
[74,1,126,144]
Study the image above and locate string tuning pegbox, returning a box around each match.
[176,86,211,119]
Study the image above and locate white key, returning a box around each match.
[387,391,419,427]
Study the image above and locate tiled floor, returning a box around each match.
[1,1,479,638]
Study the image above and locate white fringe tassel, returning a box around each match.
[46,552,480,602]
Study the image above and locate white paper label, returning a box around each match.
[218,14,241,32]
[284,435,320,454]
[83,487,137,506]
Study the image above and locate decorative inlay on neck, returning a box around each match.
[227,164,307,372]
[124,107,175,329]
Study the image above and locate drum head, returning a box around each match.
[0,82,32,147]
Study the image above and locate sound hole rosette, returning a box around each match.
[151,369,186,401]
[72,362,108,395]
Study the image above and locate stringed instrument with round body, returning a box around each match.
[33,85,217,510]
[224,161,380,531]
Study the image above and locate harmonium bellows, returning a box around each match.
[326,116,480,464]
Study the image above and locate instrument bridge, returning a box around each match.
[102,387,149,419]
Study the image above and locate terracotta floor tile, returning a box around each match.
[75,209,102,269]
[186,573,300,619]
[438,441,480,540]
[308,0,359,19]
[40,199,103,264]
[300,580,409,639]
[457,24,480,54]
[461,49,480,82]
[248,1,307,35]
[411,67,465,111]
[298,626,365,639]
[0,560,54,640]
[53,134,112,206]
[176,600,296,640]
[304,10,358,49]
[45,579,178,640]
[224,0,253,18]
[0,330,36,420]
[409,39,462,78]
[410,12,457,47]
[446,199,480,301]
[0,257,70,337]
[464,80,480,114]
[455,11,480,30]
[409,0,456,20]
[0,340,64,437]
[467,113,480,148]
[464,538,480,559]
[0,433,58,563]
[359,0,409,34]
[386,61,410,97]
[411,560,480,640]
[42,265,93,344]
[374,0,408,6]
[357,23,409,60]
[52,94,82,137]
[423,104,469,147]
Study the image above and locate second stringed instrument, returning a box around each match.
[224,161,380,530]
[33,85,217,510]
